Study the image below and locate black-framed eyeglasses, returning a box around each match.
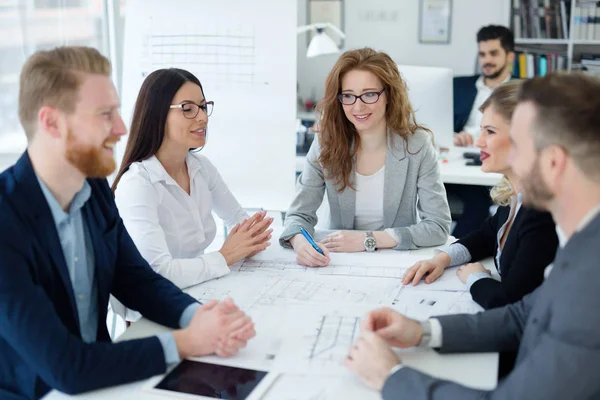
[169,101,214,119]
[338,89,385,105]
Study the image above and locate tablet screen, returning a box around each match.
[155,360,268,399]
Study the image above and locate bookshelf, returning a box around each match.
[516,38,570,44]
[511,0,600,75]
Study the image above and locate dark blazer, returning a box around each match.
[453,75,479,133]
[0,153,197,399]
[457,204,558,310]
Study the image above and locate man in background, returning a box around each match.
[448,25,516,237]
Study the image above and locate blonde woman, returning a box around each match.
[280,48,451,267]
[403,80,558,310]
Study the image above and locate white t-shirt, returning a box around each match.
[462,74,512,138]
[353,166,385,231]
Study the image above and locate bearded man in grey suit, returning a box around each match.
[345,72,600,400]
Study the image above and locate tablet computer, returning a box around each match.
[145,359,276,400]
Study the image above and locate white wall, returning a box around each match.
[297,0,510,101]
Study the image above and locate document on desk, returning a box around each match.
[392,286,483,320]
[259,373,377,400]
[274,304,375,376]
[231,245,424,280]
[197,273,402,308]
[188,304,286,372]
[400,267,470,292]
[232,259,413,279]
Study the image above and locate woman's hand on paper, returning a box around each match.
[402,252,451,286]
[219,211,273,265]
[290,234,330,267]
[322,230,365,252]
[457,262,490,283]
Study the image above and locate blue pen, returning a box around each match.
[300,227,325,256]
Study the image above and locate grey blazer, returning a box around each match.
[280,130,451,250]
[383,212,600,399]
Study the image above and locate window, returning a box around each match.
[0,0,109,154]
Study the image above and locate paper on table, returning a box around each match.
[392,286,483,320]
[258,373,378,400]
[400,266,469,292]
[191,268,402,309]
[274,304,375,376]
[189,304,286,372]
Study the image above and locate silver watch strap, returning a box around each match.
[418,320,432,347]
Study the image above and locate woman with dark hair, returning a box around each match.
[279,48,452,267]
[112,68,272,320]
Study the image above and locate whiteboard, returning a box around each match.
[119,0,297,211]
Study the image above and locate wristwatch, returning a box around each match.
[418,320,432,347]
[364,231,377,252]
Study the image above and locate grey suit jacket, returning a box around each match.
[383,212,600,399]
[280,130,451,250]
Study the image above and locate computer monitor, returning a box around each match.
[396,64,454,149]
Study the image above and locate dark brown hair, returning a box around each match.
[111,68,204,192]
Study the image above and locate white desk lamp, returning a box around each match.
[297,22,346,58]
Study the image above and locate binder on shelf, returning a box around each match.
[572,1,600,40]
[519,53,528,78]
[514,50,569,76]
[588,6,597,39]
[559,0,568,38]
[513,0,571,39]
[539,54,549,74]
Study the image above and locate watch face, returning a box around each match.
[365,237,377,250]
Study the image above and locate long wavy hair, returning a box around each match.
[111,68,204,193]
[316,48,431,192]
[479,80,523,206]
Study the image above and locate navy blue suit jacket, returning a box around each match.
[453,75,479,133]
[0,153,197,399]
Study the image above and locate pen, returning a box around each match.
[299,227,325,256]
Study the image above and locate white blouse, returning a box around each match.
[353,167,385,231]
[115,153,248,292]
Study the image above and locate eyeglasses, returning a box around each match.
[169,101,214,119]
[338,89,385,105]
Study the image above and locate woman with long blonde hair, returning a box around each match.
[403,80,558,310]
[279,48,452,267]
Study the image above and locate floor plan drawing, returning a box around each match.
[234,259,409,279]
[308,315,360,365]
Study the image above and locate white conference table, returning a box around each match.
[295,146,503,187]
[45,229,499,400]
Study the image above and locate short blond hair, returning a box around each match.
[18,46,111,139]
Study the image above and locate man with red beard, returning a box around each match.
[345,73,600,399]
[0,47,255,399]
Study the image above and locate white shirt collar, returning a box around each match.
[475,73,512,90]
[140,153,203,185]
[556,203,600,247]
